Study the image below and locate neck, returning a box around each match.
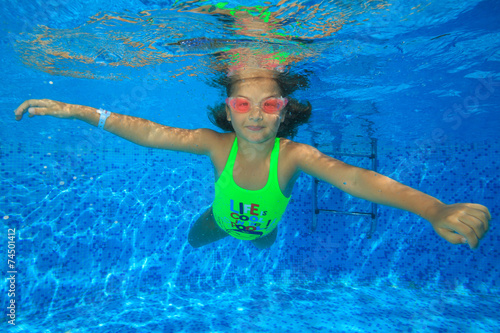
[235,135,276,162]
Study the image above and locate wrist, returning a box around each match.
[420,199,446,223]
[71,104,100,125]
[96,108,111,129]
[70,104,88,120]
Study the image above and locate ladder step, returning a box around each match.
[311,138,378,238]
[315,209,375,218]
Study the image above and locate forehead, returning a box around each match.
[230,77,281,95]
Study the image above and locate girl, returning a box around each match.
[14,67,490,250]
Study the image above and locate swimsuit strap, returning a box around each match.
[225,136,280,191]
[267,137,281,189]
[224,136,239,178]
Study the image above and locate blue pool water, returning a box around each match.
[1,0,499,332]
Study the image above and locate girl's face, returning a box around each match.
[226,77,286,144]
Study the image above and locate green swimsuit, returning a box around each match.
[213,137,291,240]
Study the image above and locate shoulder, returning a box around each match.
[279,138,317,159]
[279,139,349,177]
[197,129,235,156]
[195,128,225,141]
[183,128,230,156]
[278,138,319,170]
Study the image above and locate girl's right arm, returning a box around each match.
[14,99,219,156]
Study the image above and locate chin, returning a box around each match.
[248,134,277,144]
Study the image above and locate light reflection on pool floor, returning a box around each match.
[12,283,499,333]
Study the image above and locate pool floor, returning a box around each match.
[10,283,499,333]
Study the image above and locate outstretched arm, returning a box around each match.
[293,143,491,249]
[14,99,220,155]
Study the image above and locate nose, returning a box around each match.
[248,104,264,120]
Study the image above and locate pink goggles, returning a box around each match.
[225,96,288,114]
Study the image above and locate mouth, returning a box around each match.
[246,126,264,131]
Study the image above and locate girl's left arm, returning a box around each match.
[292,143,491,249]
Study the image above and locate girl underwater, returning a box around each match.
[14,64,491,250]
[13,3,491,250]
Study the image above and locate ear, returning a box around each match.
[280,108,287,123]
[226,105,232,122]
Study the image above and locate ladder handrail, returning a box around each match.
[311,139,378,239]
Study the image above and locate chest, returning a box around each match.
[211,140,298,197]
[232,156,271,190]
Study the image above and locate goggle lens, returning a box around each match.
[233,98,251,112]
[226,97,288,114]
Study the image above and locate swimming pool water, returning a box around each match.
[1,0,499,332]
[13,283,500,332]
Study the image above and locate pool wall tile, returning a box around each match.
[1,138,498,299]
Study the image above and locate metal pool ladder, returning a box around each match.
[311,138,378,238]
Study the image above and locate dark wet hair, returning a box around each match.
[207,71,312,138]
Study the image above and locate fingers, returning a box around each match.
[14,100,29,120]
[436,221,478,249]
[455,204,491,246]
[434,203,492,249]
[28,107,49,117]
[446,220,480,249]
[435,228,468,246]
[14,99,50,120]
[434,219,478,249]
[464,203,491,231]
[461,212,488,241]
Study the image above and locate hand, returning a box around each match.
[14,99,74,121]
[429,203,491,249]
